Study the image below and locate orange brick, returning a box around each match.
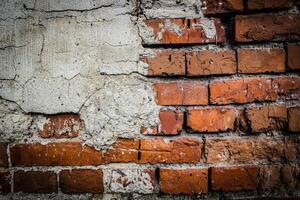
[235,13,300,42]
[142,50,185,76]
[14,171,57,193]
[187,107,237,132]
[154,82,208,106]
[139,138,201,164]
[143,18,225,45]
[187,50,236,76]
[60,170,103,193]
[288,107,300,132]
[160,168,208,194]
[211,166,258,191]
[237,48,285,73]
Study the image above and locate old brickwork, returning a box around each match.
[0,0,299,199]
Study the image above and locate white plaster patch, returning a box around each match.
[193,18,217,39]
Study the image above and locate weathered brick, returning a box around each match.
[248,0,294,10]
[37,113,83,138]
[60,170,103,193]
[288,44,300,70]
[11,139,138,166]
[108,169,157,194]
[245,105,287,133]
[141,50,185,76]
[0,143,8,167]
[258,165,282,189]
[139,138,201,164]
[201,0,244,14]
[206,136,298,164]
[142,110,184,135]
[187,107,237,132]
[237,48,285,73]
[0,172,10,194]
[186,50,236,76]
[154,82,208,106]
[143,18,225,45]
[14,171,57,193]
[288,107,300,132]
[210,76,300,104]
[235,13,300,42]
[160,168,208,194]
[211,166,258,191]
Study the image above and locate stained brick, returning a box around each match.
[288,107,300,132]
[211,166,258,191]
[141,50,185,76]
[201,0,244,14]
[187,50,236,76]
[11,139,138,166]
[288,44,300,70]
[210,76,300,104]
[235,13,300,42]
[237,48,285,74]
[60,170,103,193]
[139,138,201,164]
[108,169,157,194]
[142,18,225,45]
[206,136,298,164]
[154,82,208,106]
[14,171,57,193]
[0,143,8,167]
[245,105,287,133]
[38,113,83,138]
[0,172,10,194]
[187,107,237,132]
[248,0,294,10]
[160,168,208,194]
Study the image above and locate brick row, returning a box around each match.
[2,164,299,194]
[142,45,300,76]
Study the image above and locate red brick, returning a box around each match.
[143,18,225,45]
[139,138,201,164]
[108,169,157,193]
[0,143,8,167]
[186,50,236,76]
[187,107,237,132]
[142,110,184,135]
[211,166,258,191]
[0,172,10,194]
[210,76,300,104]
[11,139,138,166]
[60,170,103,193]
[38,113,83,138]
[237,48,285,73]
[160,168,208,194]
[288,44,300,70]
[235,13,300,42]
[141,50,185,76]
[154,82,208,106]
[206,136,298,164]
[201,0,243,14]
[288,107,300,132]
[248,0,294,10]
[14,171,57,193]
[245,105,287,133]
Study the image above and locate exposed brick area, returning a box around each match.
[0,143,8,168]
[288,44,300,70]
[157,110,184,135]
[60,170,104,193]
[235,13,300,42]
[248,0,295,10]
[201,0,244,14]
[237,48,285,73]
[143,18,225,45]
[187,50,236,76]
[14,171,57,193]
[288,107,300,132]
[160,168,208,194]
[139,138,201,164]
[211,166,258,191]
[38,114,83,138]
[0,172,10,194]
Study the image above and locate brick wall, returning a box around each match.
[0,0,299,199]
